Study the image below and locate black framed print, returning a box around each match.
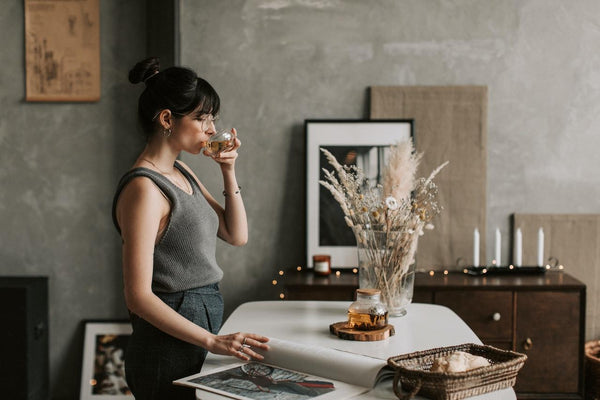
[305,119,413,268]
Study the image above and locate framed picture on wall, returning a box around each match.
[305,119,414,269]
[80,320,133,400]
[24,0,101,101]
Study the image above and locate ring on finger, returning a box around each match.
[242,337,247,346]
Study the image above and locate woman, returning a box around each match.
[112,57,269,400]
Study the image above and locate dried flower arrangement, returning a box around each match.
[319,141,448,314]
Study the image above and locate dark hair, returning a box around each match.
[128,57,220,136]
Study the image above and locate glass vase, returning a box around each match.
[353,227,418,317]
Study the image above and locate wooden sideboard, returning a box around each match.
[284,271,586,400]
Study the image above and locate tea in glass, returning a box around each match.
[204,130,234,155]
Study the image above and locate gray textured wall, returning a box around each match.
[0,1,146,398]
[2,1,600,399]
[180,0,600,313]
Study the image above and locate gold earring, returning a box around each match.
[163,128,172,137]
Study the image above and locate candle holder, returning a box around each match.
[463,265,549,276]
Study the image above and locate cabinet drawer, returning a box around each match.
[435,290,513,341]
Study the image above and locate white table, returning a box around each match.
[197,301,516,400]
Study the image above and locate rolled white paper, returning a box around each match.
[514,228,522,267]
[537,227,544,267]
[495,228,501,266]
[473,228,480,266]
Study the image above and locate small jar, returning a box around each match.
[312,255,331,276]
[347,289,388,331]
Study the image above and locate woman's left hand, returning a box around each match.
[205,332,270,361]
[206,128,240,168]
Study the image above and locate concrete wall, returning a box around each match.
[0,1,146,398]
[179,0,600,313]
[2,1,600,399]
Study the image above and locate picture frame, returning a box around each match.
[25,0,101,102]
[80,320,133,400]
[305,119,414,269]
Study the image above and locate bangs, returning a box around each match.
[182,77,220,117]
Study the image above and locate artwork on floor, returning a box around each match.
[25,0,100,101]
[305,119,413,268]
[80,321,133,400]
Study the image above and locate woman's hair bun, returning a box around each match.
[128,57,160,84]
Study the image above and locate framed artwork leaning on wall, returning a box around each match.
[305,119,414,269]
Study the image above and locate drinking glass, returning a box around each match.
[204,130,235,156]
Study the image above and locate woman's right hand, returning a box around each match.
[206,332,270,361]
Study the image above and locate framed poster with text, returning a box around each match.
[25,0,100,102]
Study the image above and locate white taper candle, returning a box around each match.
[495,228,501,266]
[514,228,522,267]
[537,227,544,267]
[473,228,480,266]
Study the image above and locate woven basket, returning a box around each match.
[585,340,600,399]
[387,343,527,400]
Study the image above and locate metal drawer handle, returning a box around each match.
[492,312,501,321]
[523,337,533,351]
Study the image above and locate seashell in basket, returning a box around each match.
[430,351,490,373]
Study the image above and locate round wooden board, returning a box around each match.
[329,321,395,341]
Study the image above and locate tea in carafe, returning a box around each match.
[347,289,388,330]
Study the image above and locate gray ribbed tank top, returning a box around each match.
[112,162,223,293]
